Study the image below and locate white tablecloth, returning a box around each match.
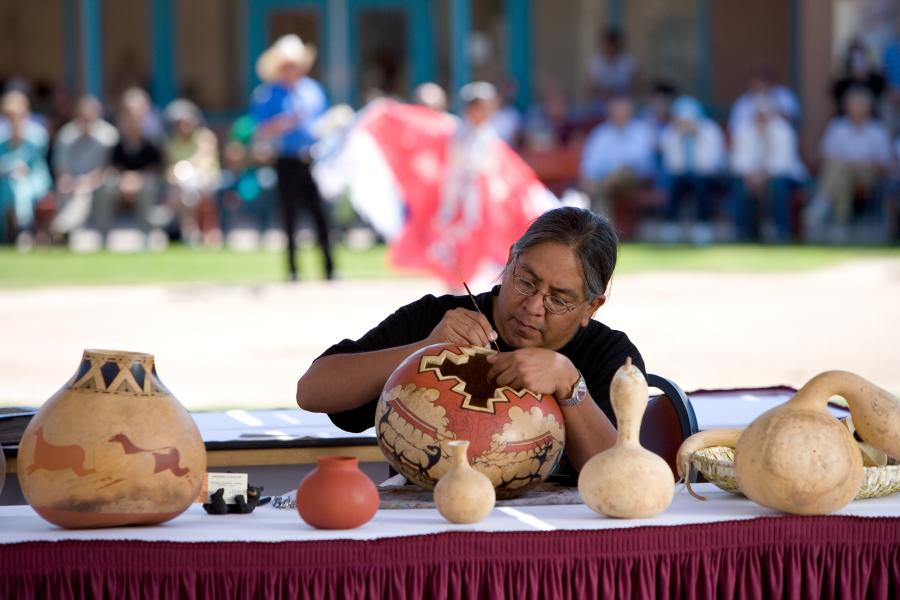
[1,484,898,544]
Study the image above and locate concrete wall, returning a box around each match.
[101,0,150,103]
[798,0,834,166]
[710,0,792,113]
[0,0,64,85]
[531,0,603,105]
[176,0,241,109]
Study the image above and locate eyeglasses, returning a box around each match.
[510,263,582,315]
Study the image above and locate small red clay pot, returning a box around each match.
[296,456,378,529]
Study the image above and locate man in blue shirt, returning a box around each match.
[251,34,334,281]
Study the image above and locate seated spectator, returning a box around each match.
[523,79,581,151]
[163,99,221,246]
[579,96,655,220]
[50,95,118,238]
[730,100,807,242]
[0,91,51,245]
[216,115,276,237]
[93,89,163,245]
[882,33,900,137]
[489,78,522,147]
[807,86,891,240]
[658,96,726,244]
[729,67,800,134]
[831,38,885,117]
[639,81,678,200]
[639,81,677,141]
[587,28,638,116]
[0,82,49,152]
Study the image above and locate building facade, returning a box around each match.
[0,0,896,159]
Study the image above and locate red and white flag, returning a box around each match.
[314,99,558,287]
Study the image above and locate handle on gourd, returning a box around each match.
[609,357,648,447]
[675,428,743,500]
[791,370,900,459]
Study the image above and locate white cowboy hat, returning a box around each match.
[256,34,317,82]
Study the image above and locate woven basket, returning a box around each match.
[691,446,900,500]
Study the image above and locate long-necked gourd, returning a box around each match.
[676,370,900,515]
[578,358,674,518]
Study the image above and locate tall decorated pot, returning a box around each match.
[376,343,565,498]
[17,350,206,528]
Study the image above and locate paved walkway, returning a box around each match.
[2,257,899,410]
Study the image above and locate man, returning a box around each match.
[730,99,806,242]
[298,207,643,473]
[435,82,499,244]
[579,96,655,237]
[810,86,891,240]
[728,68,800,135]
[50,95,118,238]
[251,34,334,281]
[0,91,51,245]
[658,96,726,244]
[93,88,163,246]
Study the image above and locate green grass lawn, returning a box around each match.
[1,243,899,288]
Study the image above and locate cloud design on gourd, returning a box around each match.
[473,406,564,490]
[378,384,452,475]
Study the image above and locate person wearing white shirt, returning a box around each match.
[588,29,638,101]
[728,68,800,135]
[50,95,119,236]
[815,86,891,229]
[579,97,655,226]
[730,101,807,242]
[658,97,725,242]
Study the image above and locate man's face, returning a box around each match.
[847,95,871,123]
[492,242,606,351]
[609,99,633,126]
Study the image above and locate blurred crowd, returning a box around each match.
[0,81,280,253]
[507,29,900,245]
[2,27,900,254]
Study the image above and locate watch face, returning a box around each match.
[561,375,587,406]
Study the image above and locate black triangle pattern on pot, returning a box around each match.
[74,360,91,384]
[100,361,119,388]
[130,364,146,390]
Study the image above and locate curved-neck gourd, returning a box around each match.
[676,370,899,515]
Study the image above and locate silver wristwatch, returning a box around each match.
[558,372,588,407]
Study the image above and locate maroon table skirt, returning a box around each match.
[2,515,899,599]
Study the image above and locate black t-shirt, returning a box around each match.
[111,139,162,171]
[322,286,645,433]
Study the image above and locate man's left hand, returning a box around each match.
[486,349,579,401]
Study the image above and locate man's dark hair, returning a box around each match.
[510,207,618,300]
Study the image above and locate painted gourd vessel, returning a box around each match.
[376,343,565,498]
[17,350,206,528]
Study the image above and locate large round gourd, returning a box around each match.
[677,370,900,515]
[578,358,674,518]
[376,343,565,498]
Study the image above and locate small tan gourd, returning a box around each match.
[677,370,900,515]
[433,440,496,524]
[578,358,674,518]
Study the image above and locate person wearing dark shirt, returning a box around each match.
[298,207,643,473]
[93,88,163,244]
[831,39,885,117]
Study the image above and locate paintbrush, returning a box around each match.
[463,282,501,352]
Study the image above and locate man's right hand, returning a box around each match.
[424,308,498,348]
